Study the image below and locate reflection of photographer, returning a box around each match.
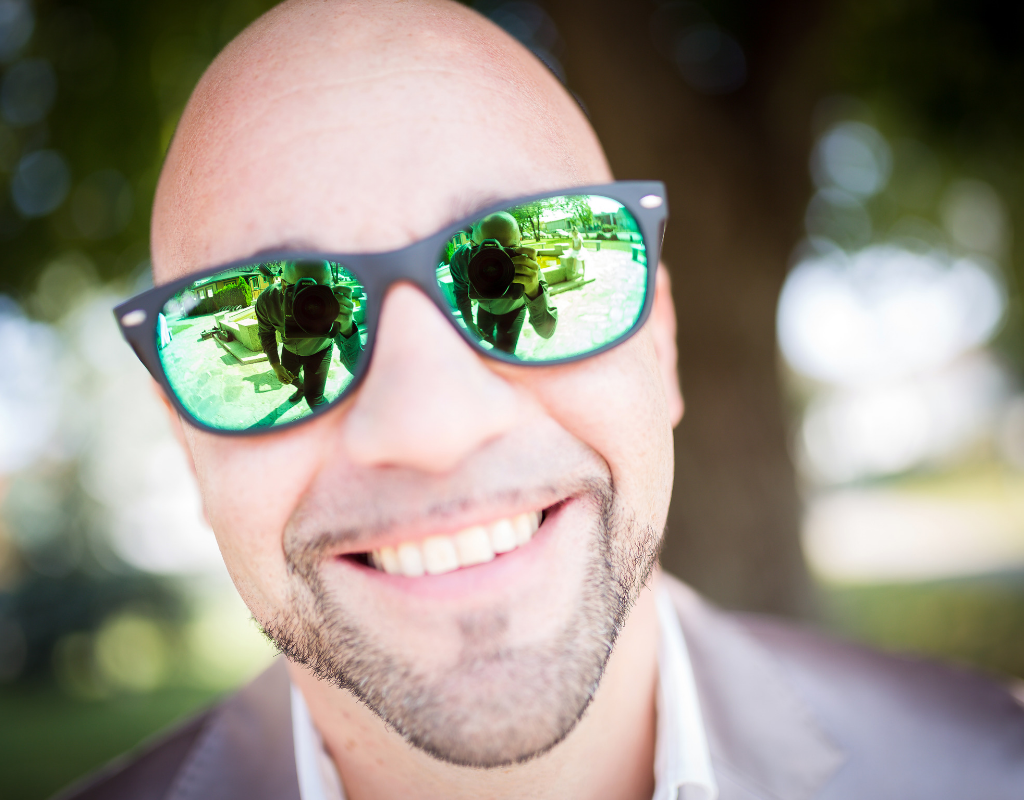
[255,260,362,409]
[449,212,557,354]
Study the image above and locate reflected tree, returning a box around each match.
[509,196,595,240]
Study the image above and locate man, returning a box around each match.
[449,211,557,353]
[69,1,1024,799]
[255,260,361,408]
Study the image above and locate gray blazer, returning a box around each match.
[57,575,1024,800]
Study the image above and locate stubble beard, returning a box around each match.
[260,482,661,768]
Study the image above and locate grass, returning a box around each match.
[0,684,223,800]
[820,571,1024,681]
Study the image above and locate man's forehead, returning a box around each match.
[151,0,609,284]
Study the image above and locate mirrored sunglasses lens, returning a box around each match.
[435,194,648,361]
[157,260,367,431]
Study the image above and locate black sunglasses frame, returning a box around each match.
[115,180,668,436]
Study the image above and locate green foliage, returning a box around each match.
[560,196,595,230]
[0,0,281,297]
[509,196,595,241]
[214,276,252,306]
[823,575,1024,680]
[0,685,223,800]
[510,200,543,240]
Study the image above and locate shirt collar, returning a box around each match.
[653,582,719,800]
[291,583,718,800]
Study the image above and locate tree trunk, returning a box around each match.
[546,0,825,615]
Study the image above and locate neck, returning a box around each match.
[288,577,661,800]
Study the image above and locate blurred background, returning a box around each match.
[1,0,1023,797]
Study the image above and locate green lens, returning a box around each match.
[157,260,367,431]
[435,195,648,361]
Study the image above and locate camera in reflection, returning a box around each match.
[467,239,526,300]
[284,277,340,337]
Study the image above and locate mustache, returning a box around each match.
[282,437,610,572]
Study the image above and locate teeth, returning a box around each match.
[396,543,425,577]
[369,511,543,577]
[489,519,517,553]
[453,527,495,567]
[513,511,540,545]
[378,546,401,574]
[422,536,459,575]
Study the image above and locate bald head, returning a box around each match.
[473,211,520,246]
[283,260,331,285]
[152,0,610,281]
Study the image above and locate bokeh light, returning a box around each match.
[812,121,892,197]
[0,0,33,63]
[941,179,1008,257]
[11,149,70,217]
[0,298,62,473]
[779,108,1022,586]
[779,244,1004,385]
[0,57,54,126]
[93,612,169,693]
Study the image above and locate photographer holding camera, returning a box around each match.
[255,260,362,409]
[449,211,557,354]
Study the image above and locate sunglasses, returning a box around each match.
[115,181,668,435]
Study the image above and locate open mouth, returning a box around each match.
[354,511,544,577]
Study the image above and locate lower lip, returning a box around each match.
[323,501,573,601]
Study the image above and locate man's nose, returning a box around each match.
[336,284,519,473]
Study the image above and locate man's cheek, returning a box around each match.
[526,335,673,519]
[538,334,667,445]
[185,426,327,606]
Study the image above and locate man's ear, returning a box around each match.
[650,263,684,427]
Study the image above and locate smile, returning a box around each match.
[366,511,543,577]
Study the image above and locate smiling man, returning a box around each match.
[66,1,1024,799]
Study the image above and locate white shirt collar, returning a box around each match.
[291,584,718,800]
[652,583,718,800]
[290,682,344,800]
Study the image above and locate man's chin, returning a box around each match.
[379,627,611,767]
[266,569,618,767]
[262,483,660,767]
